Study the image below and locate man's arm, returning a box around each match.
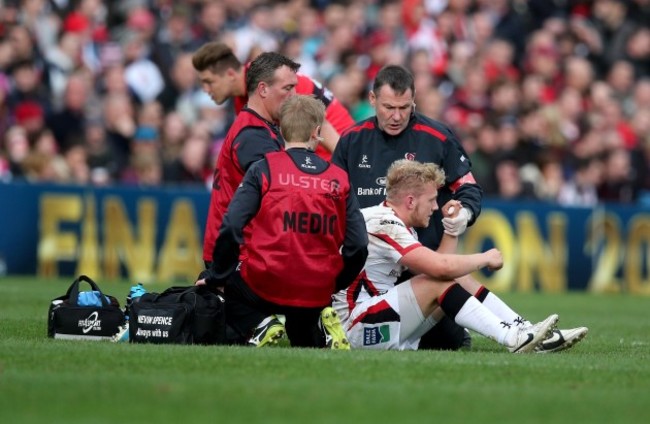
[334,192,368,291]
[206,161,266,287]
[437,200,462,254]
[400,247,503,281]
[235,126,283,172]
[442,129,483,234]
[330,135,349,171]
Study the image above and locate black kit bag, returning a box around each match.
[129,285,225,345]
[47,275,125,340]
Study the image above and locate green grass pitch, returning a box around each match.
[1,276,648,424]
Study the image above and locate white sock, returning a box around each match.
[482,292,531,327]
[453,296,515,346]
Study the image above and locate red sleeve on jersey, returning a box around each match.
[449,171,477,193]
[295,74,316,94]
[341,120,375,137]
[325,98,355,134]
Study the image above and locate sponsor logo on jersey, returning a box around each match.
[300,156,316,170]
[324,179,341,200]
[404,152,416,161]
[278,173,335,190]
[358,155,371,168]
[358,187,386,196]
[388,269,402,278]
[375,176,386,186]
[363,325,390,345]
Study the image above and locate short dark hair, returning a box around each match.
[192,42,241,74]
[373,65,415,96]
[245,52,300,94]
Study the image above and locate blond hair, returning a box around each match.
[279,95,325,143]
[386,159,446,201]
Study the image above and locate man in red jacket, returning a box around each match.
[194,51,299,267]
[200,95,368,348]
[192,41,354,161]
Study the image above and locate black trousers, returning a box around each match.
[224,271,326,348]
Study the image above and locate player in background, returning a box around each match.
[192,41,354,162]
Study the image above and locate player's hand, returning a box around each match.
[195,269,210,286]
[442,207,471,236]
[442,200,462,218]
[484,248,503,271]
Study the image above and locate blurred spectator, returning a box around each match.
[631,78,650,112]
[84,118,116,185]
[522,152,565,202]
[0,0,645,208]
[62,142,91,184]
[493,154,537,200]
[121,31,164,103]
[14,99,46,140]
[7,59,51,115]
[469,123,499,194]
[123,151,163,186]
[44,31,85,104]
[121,125,161,185]
[229,3,279,64]
[102,92,136,176]
[156,52,199,121]
[151,4,197,84]
[558,155,602,207]
[3,125,30,179]
[159,111,188,164]
[137,101,164,133]
[607,60,636,115]
[192,1,227,47]
[598,147,638,203]
[6,25,45,70]
[163,130,210,186]
[46,71,91,151]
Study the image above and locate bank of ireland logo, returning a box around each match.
[363,325,390,345]
[376,176,386,186]
[79,311,102,333]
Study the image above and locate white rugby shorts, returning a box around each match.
[344,280,437,350]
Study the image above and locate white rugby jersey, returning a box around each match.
[332,203,422,321]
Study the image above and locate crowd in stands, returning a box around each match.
[0,0,649,206]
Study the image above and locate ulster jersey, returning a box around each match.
[332,203,421,321]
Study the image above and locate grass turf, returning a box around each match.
[0,277,648,424]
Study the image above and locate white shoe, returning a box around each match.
[112,323,129,343]
[535,327,588,353]
[508,314,558,354]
